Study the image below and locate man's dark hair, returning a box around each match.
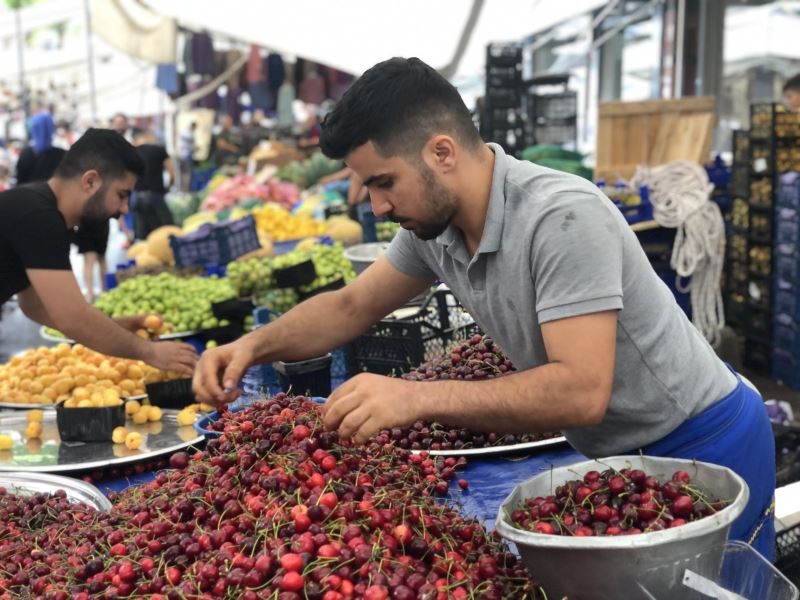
[319,57,482,160]
[784,74,800,93]
[54,128,145,180]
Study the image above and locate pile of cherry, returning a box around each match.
[509,467,730,537]
[0,393,541,599]
[389,334,558,451]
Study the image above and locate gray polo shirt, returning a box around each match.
[384,143,737,457]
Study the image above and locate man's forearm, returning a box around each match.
[412,362,610,433]
[57,306,154,363]
[244,290,374,364]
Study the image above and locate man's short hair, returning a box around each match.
[54,128,145,180]
[319,57,482,160]
[783,74,800,93]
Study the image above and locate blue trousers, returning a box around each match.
[638,372,776,561]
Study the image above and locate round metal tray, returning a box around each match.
[410,436,568,456]
[39,325,199,344]
[0,472,111,511]
[0,394,149,411]
[0,409,204,473]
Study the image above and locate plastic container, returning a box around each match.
[56,402,126,442]
[211,298,254,321]
[170,215,261,268]
[274,258,317,288]
[145,379,195,410]
[274,355,332,397]
[722,540,798,599]
[495,455,749,600]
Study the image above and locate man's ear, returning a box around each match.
[423,134,457,174]
[79,169,102,194]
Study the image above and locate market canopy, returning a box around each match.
[143,0,607,82]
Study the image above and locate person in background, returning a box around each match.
[0,128,196,373]
[15,111,67,185]
[211,114,242,167]
[784,74,800,112]
[132,129,175,240]
[111,113,134,143]
[74,213,109,304]
[178,121,196,192]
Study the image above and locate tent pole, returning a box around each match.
[83,0,98,125]
[14,2,27,141]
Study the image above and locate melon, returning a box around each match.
[325,218,363,246]
[146,226,183,265]
[126,241,148,260]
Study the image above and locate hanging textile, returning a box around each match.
[90,0,176,63]
[247,45,264,84]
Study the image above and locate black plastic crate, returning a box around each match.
[749,212,773,244]
[732,129,750,166]
[486,43,522,69]
[487,65,521,87]
[486,87,521,109]
[349,290,479,375]
[776,522,800,583]
[744,338,772,374]
[775,424,800,488]
[728,233,748,263]
[748,245,772,278]
[533,123,577,146]
[730,167,749,197]
[274,355,332,398]
[531,92,578,122]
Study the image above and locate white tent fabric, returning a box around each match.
[144,0,607,80]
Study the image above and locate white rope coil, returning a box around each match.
[631,161,726,347]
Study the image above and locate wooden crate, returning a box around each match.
[596,97,716,181]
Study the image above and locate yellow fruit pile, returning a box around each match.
[252,204,326,242]
[0,343,181,406]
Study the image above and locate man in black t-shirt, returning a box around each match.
[0,128,197,375]
[133,130,175,240]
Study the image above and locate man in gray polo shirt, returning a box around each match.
[193,57,774,556]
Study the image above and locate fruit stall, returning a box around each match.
[0,154,796,600]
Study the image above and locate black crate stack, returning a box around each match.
[524,74,578,147]
[481,43,525,156]
[725,130,750,334]
[769,103,800,388]
[735,103,800,376]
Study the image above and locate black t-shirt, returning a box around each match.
[15,146,67,185]
[135,144,169,193]
[0,182,72,303]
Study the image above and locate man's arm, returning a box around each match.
[193,256,435,404]
[26,269,197,374]
[163,157,176,188]
[323,310,618,444]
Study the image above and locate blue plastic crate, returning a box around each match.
[775,254,800,281]
[778,172,800,209]
[170,215,261,268]
[190,167,216,192]
[775,289,800,317]
[773,350,800,390]
[774,324,800,356]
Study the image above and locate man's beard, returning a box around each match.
[81,185,117,223]
[390,164,456,241]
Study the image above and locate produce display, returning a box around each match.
[228,242,355,310]
[126,393,540,599]
[393,335,560,451]
[0,343,180,405]
[126,225,184,268]
[94,273,236,332]
[276,151,343,189]
[201,174,300,213]
[376,220,401,242]
[508,467,730,536]
[252,204,327,242]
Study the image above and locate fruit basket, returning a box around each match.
[495,455,749,599]
[274,355,333,398]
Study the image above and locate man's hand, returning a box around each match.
[322,373,422,445]
[114,315,150,334]
[145,341,198,377]
[193,339,255,406]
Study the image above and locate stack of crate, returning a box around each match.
[524,74,578,147]
[724,130,750,335]
[481,43,525,156]
[741,103,800,375]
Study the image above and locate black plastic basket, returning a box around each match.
[56,402,125,442]
[145,378,195,410]
[777,522,800,583]
[774,424,800,488]
[197,321,245,346]
[274,259,317,288]
[348,290,481,375]
[298,277,346,301]
[274,355,332,397]
[212,298,255,321]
